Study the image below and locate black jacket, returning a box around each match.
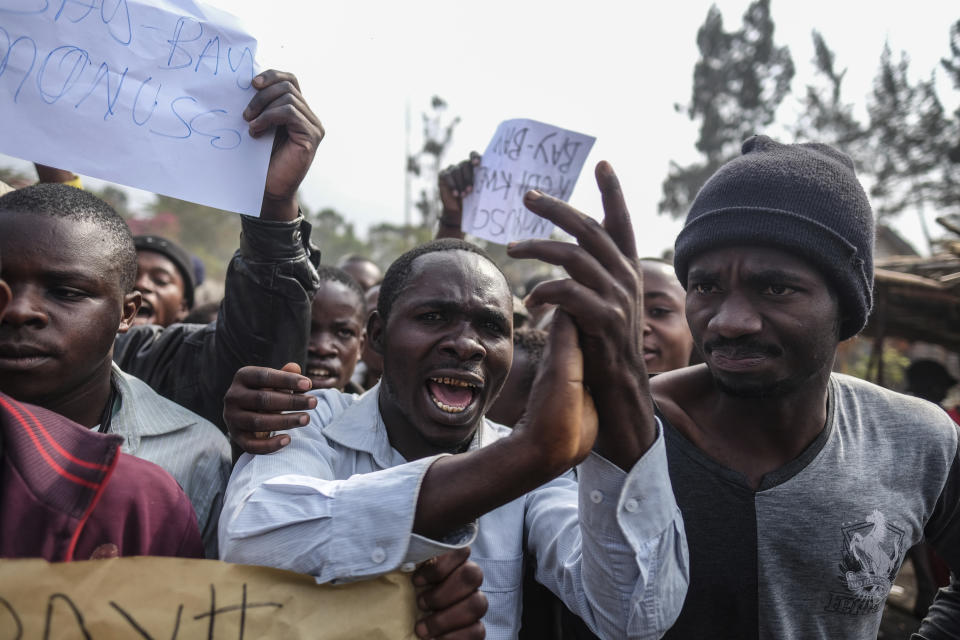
[113,215,319,433]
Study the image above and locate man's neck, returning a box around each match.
[656,365,832,489]
[377,389,474,461]
[35,364,114,430]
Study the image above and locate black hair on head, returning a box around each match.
[513,327,547,388]
[0,183,137,291]
[378,238,505,323]
[316,264,366,313]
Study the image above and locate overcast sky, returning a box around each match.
[3,0,958,257]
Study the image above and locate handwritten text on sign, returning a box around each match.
[0,0,272,214]
[461,119,595,244]
[0,557,418,639]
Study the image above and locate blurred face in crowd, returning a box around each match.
[641,260,694,374]
[373,250,513,455]
[307,280,366,391]
[341,259,382,292]
[133,249,187,327]
[684,245,841,399]
[0,211,138,409]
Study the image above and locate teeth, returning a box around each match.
[309,368,333,377]
[430,395,467,413]
[429,376,478,388]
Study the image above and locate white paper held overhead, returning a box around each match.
[461,119,595,245]
[0,0,272,214]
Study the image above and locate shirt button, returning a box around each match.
[589,490,603,504]
[400,562,416,573]
[624,498,639,513]
[371,547,386,563]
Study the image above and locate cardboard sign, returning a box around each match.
[0,557,418,639]
[0,0,273,214]
[461,118,595,244]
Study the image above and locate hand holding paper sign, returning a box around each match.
[245,70,325,222]
[436,151,481,240]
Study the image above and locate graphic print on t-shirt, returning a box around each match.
[824,509,905,616]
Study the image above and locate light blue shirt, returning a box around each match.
[220,384,688,639]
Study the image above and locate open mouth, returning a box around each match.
[426,376,480,414]
[135,300,155,322]
[306,362,343,389]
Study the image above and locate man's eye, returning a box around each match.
[763,284,795,296]
[692,283,717,294]
[52,288,88,299]
[484,321,505,334]
[419,312,443,322]
[648,307,671,318]
[337,328,356,339]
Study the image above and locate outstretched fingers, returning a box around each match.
[595,161,638,261]
[223,364,317,454]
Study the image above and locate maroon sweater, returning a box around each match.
[0,392,203,560]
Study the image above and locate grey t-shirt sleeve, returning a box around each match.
[915,430,960,640]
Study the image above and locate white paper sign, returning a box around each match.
[461,118,595,244]
[0,0,272,214]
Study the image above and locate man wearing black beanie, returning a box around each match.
[654,135,960,639]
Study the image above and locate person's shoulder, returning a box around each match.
[650,364,714,426]
[305,387,359,428]
[831,373,959,442]
[106,453,204,557]
[115,368,227,443]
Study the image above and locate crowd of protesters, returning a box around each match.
[1,67,960,640]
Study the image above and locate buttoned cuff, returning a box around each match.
[239,214,310,262]
[578,418,678,545]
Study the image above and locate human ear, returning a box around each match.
[118,291,141,333]
[0,278,10,322]
[367,310,385,356]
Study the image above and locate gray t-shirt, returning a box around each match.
[661,373,960,639]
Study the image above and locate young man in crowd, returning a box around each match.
[306,265,367,393]
[640,258,694,375]
[218,163,689,639]
[0,244,203,561]
[486,327,546,428]
[131,235,197,328]
[0,184,226,557]
[650,136,960,638]
[113,70,325,431]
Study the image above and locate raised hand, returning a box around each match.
[223,362,317,454]
[412,547,488,640]
[507,162,654,469]
[243,70,324,221]
[436,151,481,239]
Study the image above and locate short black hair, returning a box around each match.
[338,254,378,267]
[513,327,547,389]
[316,264,366,314]
[0,184,136,291]
[378,239,505,323]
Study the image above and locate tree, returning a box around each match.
[793,31,866,151]
[307,207,368,266]
[864,45,953,247]
[407,96,461,228]
[660,0,795,218]
[943,20,960,165]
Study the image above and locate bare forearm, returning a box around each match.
[260,194,299,222]
[413,435,557,540]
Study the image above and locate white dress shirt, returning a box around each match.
[220,384,688,640]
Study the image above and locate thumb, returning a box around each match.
[281,362,302,375]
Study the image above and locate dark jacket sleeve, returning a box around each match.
[113,215,319,432]
[914,433,960,640]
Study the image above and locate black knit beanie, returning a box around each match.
[673,135,875,340]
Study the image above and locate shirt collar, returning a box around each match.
[321,382,503,466]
